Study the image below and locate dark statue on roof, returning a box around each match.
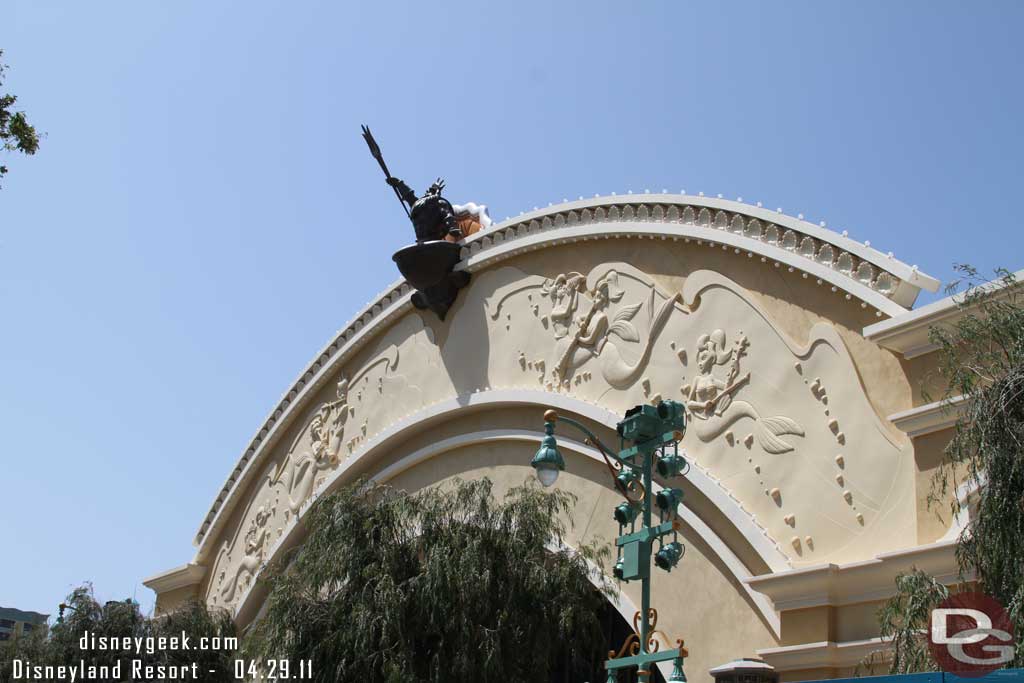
[387,176,463,243]
[362,126,470,321]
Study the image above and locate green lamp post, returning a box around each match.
[531,414,566,487]
[532,402,691,683]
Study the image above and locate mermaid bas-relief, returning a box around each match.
[543,269,682,388]
[272,377,352,514]
[217,504,272,604]
[684,329,804,454]
[215,378,353,606]
[506,266,806,453]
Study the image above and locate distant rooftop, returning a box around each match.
[0,607,49,624]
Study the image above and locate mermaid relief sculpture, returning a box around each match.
[542,269,682,388]
[685,329,805,454]
[218,503,273,604]
[272,377,352,514]
[215,378,353,606]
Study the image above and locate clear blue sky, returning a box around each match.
[2,1,1022,616]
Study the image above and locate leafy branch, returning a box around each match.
[872,265,1024,674]
[0,49,40,187]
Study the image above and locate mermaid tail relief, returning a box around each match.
[693,400,805,454]
[601,290,683,386]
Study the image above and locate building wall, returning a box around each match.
[147,203,963,681]
[0,607,48,642]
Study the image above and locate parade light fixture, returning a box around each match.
[616,468,639,492]
[614,501,639,525]
[654,542,684,572]
[655,488,684,515]
[532,402,690,680]
[613,557,626,581]
[656,453,688,479]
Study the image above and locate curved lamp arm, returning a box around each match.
[544,410,635,471]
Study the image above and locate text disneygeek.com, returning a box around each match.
[6,629,312,680]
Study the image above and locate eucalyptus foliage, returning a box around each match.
[0,50,39,186]
[246,478,614,683]
[874,266,1024,674]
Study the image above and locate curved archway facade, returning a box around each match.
[146,194,962,681]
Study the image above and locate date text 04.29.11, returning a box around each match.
[234,659,313,679]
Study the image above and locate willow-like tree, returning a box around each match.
[872,266,1024,674]
[0,50,39,187]
[245,478,614,683]
[0,584,238,683]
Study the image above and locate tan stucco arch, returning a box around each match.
[147,194,968,681]
[220,399,786,680]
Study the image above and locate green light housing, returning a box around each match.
[656,399,686,431]
[613,501,639,525]
[616,400,687,444]
[656,453,688,479]
[655,488,684,515]
[617,404,664,443]
[613,556,626,580]
[531,421,565,487]
[615,468,638,492]
[655,541,684,571]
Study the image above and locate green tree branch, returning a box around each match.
[0,49,40,187]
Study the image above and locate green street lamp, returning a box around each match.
[533,401,691,683]
[531,411,566,487]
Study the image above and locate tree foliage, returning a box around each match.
[874,266,1024,674]
[0,49,40,186]
[867,569,950,675]
[0,584,237,683]
[245,477,614,683]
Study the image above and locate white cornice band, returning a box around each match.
[499,195,938,296]
[458,222,906,317]
[142,563,206,594]
[757,637,889,672]
[888,395,965,438]
[864,268,1023,358]
[743,539,966,612]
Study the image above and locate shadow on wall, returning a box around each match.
[433,268,493,406]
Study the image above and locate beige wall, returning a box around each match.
[914,427,958,544]
[154,585,199,616]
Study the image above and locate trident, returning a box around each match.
[361,125,411,219]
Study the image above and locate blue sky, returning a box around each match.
[2,1,1022,616]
